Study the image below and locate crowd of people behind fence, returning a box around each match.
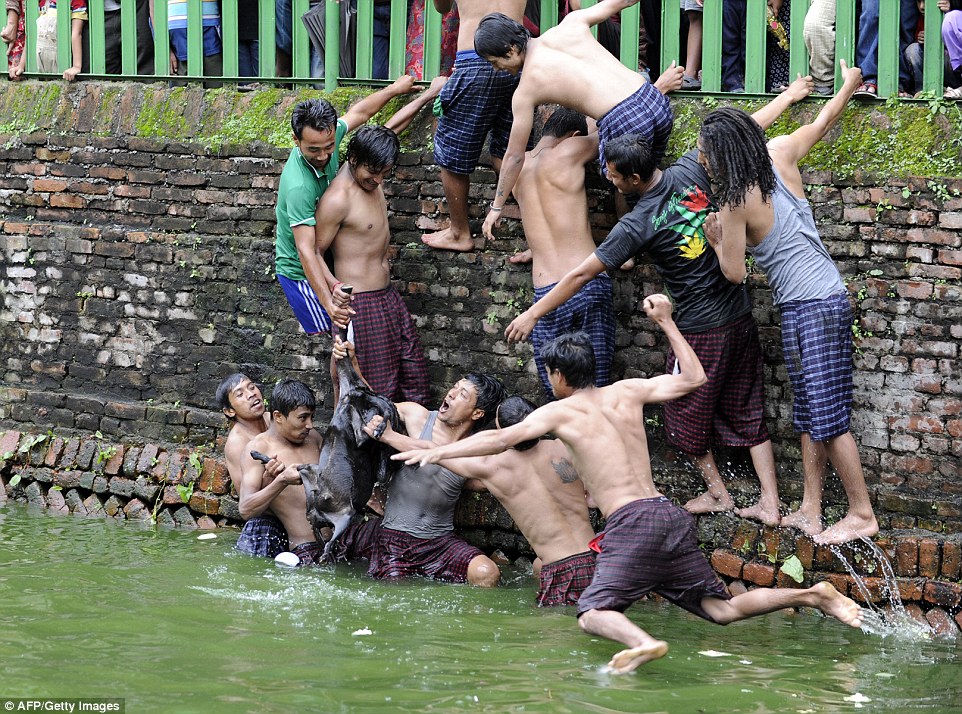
[4,0,962,98]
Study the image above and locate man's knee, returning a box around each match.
[467,555,501,587]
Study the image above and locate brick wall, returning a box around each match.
[0,82,960,625]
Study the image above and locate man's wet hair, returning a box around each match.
[541,332,596,390]
[542,108,588,139]
[699,107,775,209]
[496,396,540,451]
[290,98,338,139]
[606,134,657,182]
[216,373,250,418]
[464,373,508,431]
[345,125,401,173]
[475,13,530,59]
[270,378,317,417]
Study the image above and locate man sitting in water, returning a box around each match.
[237,378,377,566]
[216,373,288,558]
[366,395,597,606]
[333,338,503,587]
[395,309,863,674]
[474,0,685,243]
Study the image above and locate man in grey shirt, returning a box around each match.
[335,338,506,586]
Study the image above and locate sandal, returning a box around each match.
[853,82,878,98]
[946,86,962,100]
[681,74,701,90]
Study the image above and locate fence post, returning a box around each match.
[700,0,721,92]
[922,0,946,95]
[789,0,810,83]
[835,0,856,91]
[877,1,900,97]
[356,0,374,79]
[745,1,767,93]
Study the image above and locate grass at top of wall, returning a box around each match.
[0,81,960,179]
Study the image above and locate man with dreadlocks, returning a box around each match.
[698,59,878,546]
[314,79,446,405]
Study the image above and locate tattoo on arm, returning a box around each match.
[551,458,579,484]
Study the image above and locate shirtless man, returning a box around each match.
[700,60,879,546]
[420,0,528,251]
[333,338,504,586]
[237,378,324,564]
[216,373,288,557]
[476,0,684,242]
[314,108,437,404]
[395,307,863,674]
[501,79,815,525]
[507,107,615,397]
[369,395,597,605]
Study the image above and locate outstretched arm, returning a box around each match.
[342,74,418,132]
[563,0,638,28]
[751,73,813,130]
[385,76,448,134]
[635,294,706,402]
[505,253,607,342]
[767,60,861,166]
[482,91,537,239]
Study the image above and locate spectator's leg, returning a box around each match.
[136,0,154,74]
[897,0,919,93]
[855,0,879,85]
[904,42,923,95]
[103,9,122,74]
[276,0,293,77]
[203,51,224,89]
[372,2,390,79]
[721,0,746,91]
[804,0,836,93]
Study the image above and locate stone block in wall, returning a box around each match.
[172,506,197,529]
[218,497,239,521]
[102,495,123,518]
[83,494,105,517]
[137,444,160,475]
[896,577,924,601]
[54,470,83,490]
[30,468,53,484]
[710,550,744,579]
[124,498,151,521]
[108,477,136,498]
[923,580,962,609]
[925,607,959,637]
[46,487,68,514]
[133,477,159,502]
[24,481,44,507]
[894,537,919,576]
[743,562,775,587]
[0,431,22,457]
[188,491,219,516]
[65,489,87,514]
[43,437,65,467]
[918,538,941,578]
[941,541,961,579]
[196,516,217,530]
[198,458,229,494]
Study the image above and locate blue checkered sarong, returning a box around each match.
[235,514,290,558]
[531,275,615,398]
[434,50,520,175]
[780,291,854,441]
[597,81,674,173]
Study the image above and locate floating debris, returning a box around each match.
[196,533,217,540]
[274,551,300,568]
[698,650,732,657]
[352,628,373,636]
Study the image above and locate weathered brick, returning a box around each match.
[924,607,958,637]
[710,550,744,579]
[894,537,919,576]
[918,538,940,578]
[923,580,962,608]
[941,542,961,579]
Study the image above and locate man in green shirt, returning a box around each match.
[275,74,417,334]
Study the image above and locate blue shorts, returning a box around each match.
[780,292,854,441]
[277,274,332,334]
[597,81,674,173]
[434,50,520,175]
[531,275,615,397]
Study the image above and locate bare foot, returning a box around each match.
[607,640,668,674]
[685,490,735,514]
[813,513,879,546]
[654,61,685,94]
[619,258,635,270]
[735,500,781,527]
[422,226,476,252]
[509,249,532,264]
[781,508,824,537]
[811,581,864,628]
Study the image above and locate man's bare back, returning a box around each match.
[436,0,526,50]
[240,428,322,547]
[513,131,599,287]
[315,164,392,292]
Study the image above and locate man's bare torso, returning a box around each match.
[246,429,322,546]
[514,136,598,286]
[224,416,270,492]
[449,0,527,51]
[327,166,392,292]
[521,24,644,120]
[544,385,663,518]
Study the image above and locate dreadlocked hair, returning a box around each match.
[699,107,775,209]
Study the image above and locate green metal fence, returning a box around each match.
[4,0,950,97]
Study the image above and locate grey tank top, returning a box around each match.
[380,411,465,539]
[748,169,845,305]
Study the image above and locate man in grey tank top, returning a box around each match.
[698,59,879,547]
[336,337,506,586]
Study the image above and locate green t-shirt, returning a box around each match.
[274,118,349,281]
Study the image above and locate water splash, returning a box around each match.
[829,537,933,640]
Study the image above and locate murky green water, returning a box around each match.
[1,503,960,713]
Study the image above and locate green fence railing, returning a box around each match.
[3,0,950,97]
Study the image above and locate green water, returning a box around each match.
[1,503,960,714]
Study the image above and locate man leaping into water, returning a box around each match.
[395,302,863,674]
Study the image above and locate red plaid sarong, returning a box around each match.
[367,527,484,583]
[537,551,597,607]
[349,285,430,406]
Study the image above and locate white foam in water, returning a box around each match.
[830,537,934,641]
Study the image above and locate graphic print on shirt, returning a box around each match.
[664,185,714,260]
